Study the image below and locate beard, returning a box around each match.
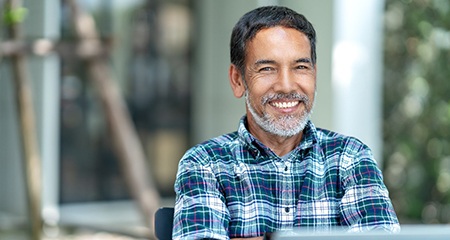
[245,90,314,137]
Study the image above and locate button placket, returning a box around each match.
[280,159,294,224]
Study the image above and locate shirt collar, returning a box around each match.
[237,115,318,156]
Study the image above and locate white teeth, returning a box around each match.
[272,101,299,109]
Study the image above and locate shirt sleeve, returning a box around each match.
[172,148,230,240]
[338,140,401,233]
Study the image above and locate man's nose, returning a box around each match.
[274,69,296,92]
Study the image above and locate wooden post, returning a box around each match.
[6,0,43,239]
[66,0,161,237]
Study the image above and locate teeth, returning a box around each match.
[272,101,299,109]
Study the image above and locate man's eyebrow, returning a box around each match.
[253,58,312,65]
[295,58,312,64]
[254,59,276,65]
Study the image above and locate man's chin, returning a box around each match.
[263,121,304,137]
[271,116,310,136]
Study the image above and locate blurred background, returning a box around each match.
[0,0,449,239]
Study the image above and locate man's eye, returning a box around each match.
[296,65,308,70]
[259,67,274,72]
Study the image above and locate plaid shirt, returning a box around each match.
[173,116,400,239]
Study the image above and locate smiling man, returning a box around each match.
[172,6,400,240]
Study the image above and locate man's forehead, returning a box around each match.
[245,27,311,53]
[249,26,308,41]
[244,28,311,59]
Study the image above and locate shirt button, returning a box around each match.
[285,207,290,213]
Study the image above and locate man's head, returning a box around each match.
[229,6,317,138]
[230,6,317,74]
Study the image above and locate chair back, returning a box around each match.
[154,207,174,240]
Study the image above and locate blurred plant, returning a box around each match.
[383,0,450,224]
[2,4,28,25]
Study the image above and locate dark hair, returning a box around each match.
[230,6,317,73]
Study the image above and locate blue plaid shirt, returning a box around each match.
[173,116,400,239]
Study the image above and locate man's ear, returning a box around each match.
[229,64,245,98]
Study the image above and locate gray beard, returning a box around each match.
[245,90,312,137]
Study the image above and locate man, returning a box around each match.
[172,5,400,239]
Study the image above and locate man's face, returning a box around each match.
[240,26,316,137]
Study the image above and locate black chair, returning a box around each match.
[154,207,175,240]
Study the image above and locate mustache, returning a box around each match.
[261,92,310,105]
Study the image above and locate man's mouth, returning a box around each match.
[270,101,300,109]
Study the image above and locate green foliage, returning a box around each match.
[383,0,450,224]
[2,5,28,25]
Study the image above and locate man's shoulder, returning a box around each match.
[311,127,376,169]
[198,131,240,148]
[181,131,240,164]
[314,127,368,151]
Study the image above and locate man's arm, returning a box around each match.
[173,154,230,239]
[339,143,400,232]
